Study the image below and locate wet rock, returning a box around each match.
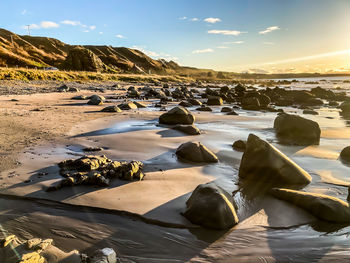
[221,107,233,112]
[340,101,350,116]
[303,109,318,115]
[91,247,118,263]
[118,101,137,110]
[159,106,195,125]
[241,97,260,111]
[238,134,312,185]
[270,188,350,223]
[232,140,246,151]
[83,147,104,152]
[179,101,192,107]
[133,101,147,108]
[88,95,105,105]
[71,95,88,100]
[340,146,350,163]
[274,113,321,145]
[226,111,238,115]
[57,84,69,92]
[183,182,239,229]
[207,96,223,106]
[172,124,200,135]
[196,106,212,112]
[176,142,218,163]
[101,106,122,112]
[188,98,202,106]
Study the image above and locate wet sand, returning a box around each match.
[1,79,350,262]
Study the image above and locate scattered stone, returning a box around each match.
[179,101,192,107]
[232,140,246,151]
[303,109,318,115]
[91,247,118,263]
[274,113,321,145]
[159,106,195,125]
[238,134,312,185]
[196,106,212,112]
[88,95,105,105]
[183,182,239,229]
[133,101,147,108]
[226,111,238,115]
[172,124,200,135]
[83,147,104,152]
[71,95,88,100]
[221,107,233,112]
[176,141,218,163]
[101,106,122,112]
[188,98,202,106]
[270,188,350,223]
[118,101,137,110]
[207,96,223,106]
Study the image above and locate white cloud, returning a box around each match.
[259,26,280,34]
[21,23,40,30]
[89,25,96,30]
[208,30,246,36]
[21,9,27,15]
[116,34,125,39]
[191,18,199,21]
[83,30,89,33]
[99,32,103,35]
[61,20,81,26]
[263,41,275,45]
[192,48,214,54]
[224,41,244,44]
[217,46,229,49]
[179,16,187,20]
[204,17,221,24]
[40,21,59,28]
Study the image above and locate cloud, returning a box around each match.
[204,17,221,23]
[21,9,27,15]
[83,30,89,33]
[223,41,244,44]
[61,20,81,26]
[259,26,280,34]
[179,16,187,20]
[21,23,40,30]
[116,34,125,39]
[99,32,103,35]
[192,48,214,54]
[217,46,229,49]
[89,25,96,30]
[40,21,59,28]
[191,18,199,21]
[208,30,246,36]
[247,68,270,74]
[263,41,275,45]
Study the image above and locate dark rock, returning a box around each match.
[340,146,350,163]
[83,147,104,152]
[71,95,88,100]
[101,106,122,112]
[303,109,318,115]
[133,101,147,108]
[179,101,192,107]
[207,96,223,106]
[183,182,239,229]
[221,107,233,113]
[196,106,212,112]
[176,142,218,163]
[87,95,105,105]
[188,98,202,106]
[159,107,195,125]
[238,134,312,185]
[274,113,321,145]
[172,125,200,135]
[232,140,246,151]
[118,102,137,110]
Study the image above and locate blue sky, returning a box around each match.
[1,0,350,73]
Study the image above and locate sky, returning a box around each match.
[1,0,350,73]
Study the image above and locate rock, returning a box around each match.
[183,182,239,229]
[241,97,260,110]
[101,106,122,112]
[221,107,233,112]
[274,113,321,145]
[88,95,105,105]
[340,101,350,116]
[172,125,200,135]
[196,106,212,112]
[227,111,238,115]
[238,134,312,185]
[159,107,195,125]
[71,95,88,100]
[207,96,223,106]
[83,147,104,152]
[57,84,69,92]
[176,142,218,163]
[270,188,350,223]
[179,101,192,107]
[188,98,202,106]
[303,109,318,115]
[232,140,246,151]
[340,146,350,163]
[133,101,147,108]
[91,248,118,263]
[118,102,137,110]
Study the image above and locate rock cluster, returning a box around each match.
[47,155,144,191]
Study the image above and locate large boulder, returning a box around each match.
[172,125,200,135]
[183,182,239,229]
[118,102,137,110]
[238,134,312,185]
[176,142,218,163]
[270,188,350,223]
[340,101,350,116]
[159,107,195,125]
[274,113,321,145]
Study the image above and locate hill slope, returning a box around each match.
[0,28,181,73]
